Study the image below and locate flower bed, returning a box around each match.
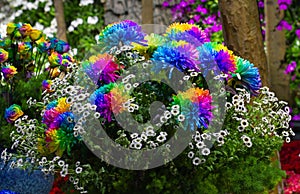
[0,21,294,193]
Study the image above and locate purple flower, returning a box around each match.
[203,15,217,25]
[193,15,201,23]
[258,1,264,8]
[284,61,297,74]
[292,114,300,121]
[276,20,292,31]
[296,29,300,39]
[278,0,292,10]
[162,1,169,7]
[179,1,188,8]
[195,5,208,14]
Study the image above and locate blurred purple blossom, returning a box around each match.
[292,114,300,121]
[296,29,300,39]
[195,5,208,14]
[258,1,264,8]
[284,61,297,74]
[278,0,292,10]
[193,15,201,23]
[203,15,217,25]
[277,20,292,31]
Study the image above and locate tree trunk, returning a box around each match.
[265,0,290,103]
[54,0,68,42]
[218,0,269,86]
[142,0,154,24]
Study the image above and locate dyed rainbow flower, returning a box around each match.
[83,54,123,85]
[42,80,53,92]
[0,48,9,63]
[18,42,32,54]
[133,33,166,58]
[42,98,77,156]
[4,104,24,123]
[166,23,209,46]
[229,56,262,95]
[48,52,62,67]
[49,38,70,53]
[19,23,32,37]
[98,20,146,51]
[1,65,17,79]
[173,88,213,130]
[197,42,236,76]
[152,43,200,78]
[90,83,129,122]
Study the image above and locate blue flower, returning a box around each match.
[98,20,146,52]
[152,44,199,78]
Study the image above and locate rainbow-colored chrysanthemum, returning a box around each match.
[83,54,123,85]
[197,42,236,76]
[4,104,24,123]
[166,23,209,46]
[98,20,146,51]
[172,88,213,130]
[90,83,129,122]
[0,48,9,63]
[1,65,17,79]
[42,98,77,156]
[152,43,200,78]
[229,56,262,95]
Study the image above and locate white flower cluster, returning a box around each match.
[79,0,94,6]
[188,129,229,166]
[0,0,52,24]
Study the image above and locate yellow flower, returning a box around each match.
[6,23,18,35]
[29,29,43,41]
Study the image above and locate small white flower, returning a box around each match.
[87,16,98,25]
[76,167,83,174]
[188,151,194,158]
[177,114,185,122]
[192,157,201,166]
[156,134,167,143]
[201,148,210,156]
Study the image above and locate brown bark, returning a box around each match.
[218,0,269,86]
[54,0,68,42]
[265,0,290,103]
[142,0,154,24]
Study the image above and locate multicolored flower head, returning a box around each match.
[83,54,123,85]
[4,104,24,123]
[42,80,53,92]
[166,23,209,46]
[18,42,32,54]
[0,48,9,63]
[19,23,33,37]
[133,33,166,57]
[98,20,146,51]
[6,23,19,35]
[48,52,63,67]
[90,83,129,122]
[42,98,77,156]
[49,38,70,53]
[152,43,200,78]
[230,56,262,95]
[172,88,213,129]
[197,42,236,76]
[1,65,17,79]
